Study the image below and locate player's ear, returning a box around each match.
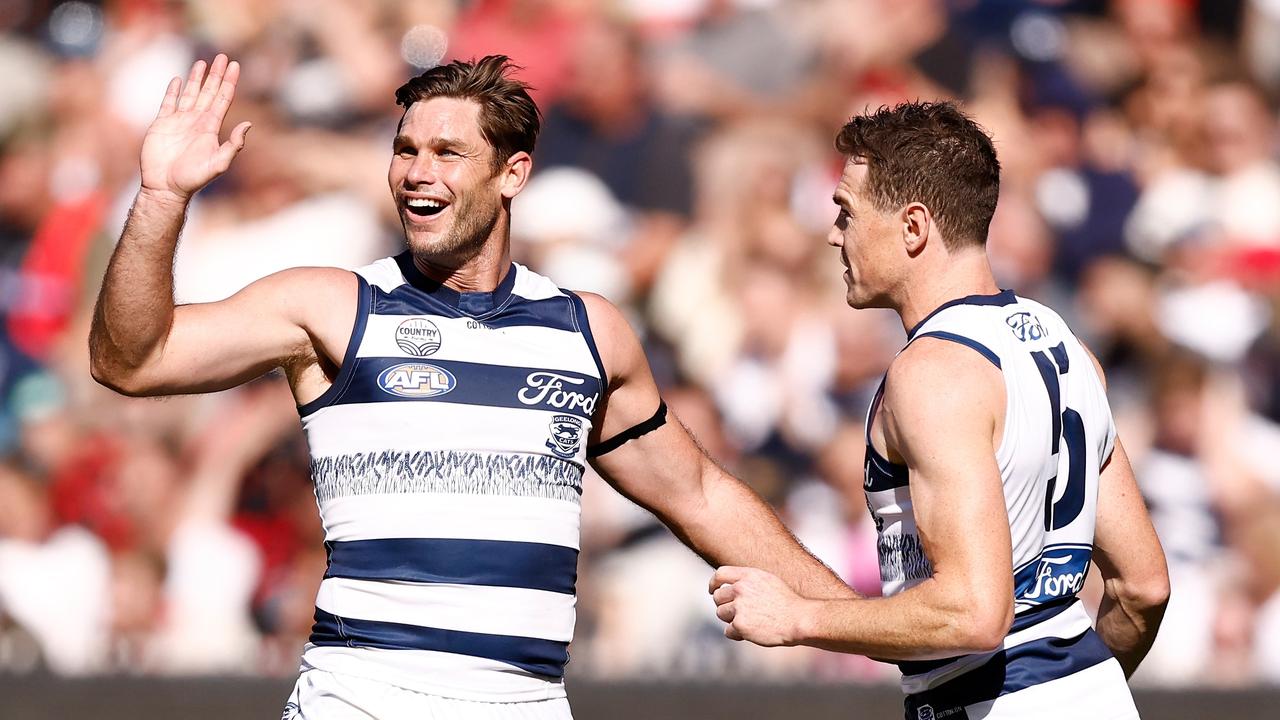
[902,202,930,256]
[498,151,532,200]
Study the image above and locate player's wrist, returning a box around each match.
[789,598,826,646]
[136,185,193,212]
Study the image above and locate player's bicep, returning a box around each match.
[575,292,707,512]
[133,268,354,395]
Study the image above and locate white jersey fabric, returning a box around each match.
[863,290,1139,719]
[296,253,605,703]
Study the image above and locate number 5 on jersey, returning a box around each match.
[1032,342,1086,531]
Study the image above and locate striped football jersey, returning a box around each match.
[297,253,604,702]
[863,290,1132,715]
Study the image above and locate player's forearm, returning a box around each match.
[89,189,189,390]
[791,581,1011,660]
[685,461,857,600]
[1094,577,1168,678]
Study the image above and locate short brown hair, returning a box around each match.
[395,55,541,172]
[836,101,1000,248]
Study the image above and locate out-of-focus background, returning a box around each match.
[1,0,1279,716]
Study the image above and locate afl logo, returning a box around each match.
[378,362,456,398]
[395,318,442,356]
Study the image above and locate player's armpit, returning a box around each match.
[91,267,357,397]
[1092,439,1170,677]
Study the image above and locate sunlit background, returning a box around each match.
[1,0,1279,716]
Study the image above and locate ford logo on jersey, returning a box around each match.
[1016,544,1092,605]
[377,362,456,398]
[1006,311,1046,342]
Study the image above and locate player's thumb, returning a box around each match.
[214,122,252,172]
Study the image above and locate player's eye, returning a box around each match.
[835,208,850,229]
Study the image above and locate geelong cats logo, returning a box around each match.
[546,415,585,458]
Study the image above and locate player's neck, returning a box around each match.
[411,228,513,294]
[895,251,1001,335]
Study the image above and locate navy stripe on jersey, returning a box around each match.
[913,330,1002,369]
[864,377,909,491]
[330,357,602,419]
[897,597,1080,676]
[298,275,374,417]
[864,444,909,492]
[903,627,1113,717]
[1013,543,1093,606]
[309,607,569,678]
[311,450,584,503]
[372,287,579,333]
[565,291,608,383]
[325,538,578,595]
[907,289,1017,338]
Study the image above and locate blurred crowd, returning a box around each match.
[1,0,1279,689]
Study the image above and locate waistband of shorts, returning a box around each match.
[902,627,1113,719]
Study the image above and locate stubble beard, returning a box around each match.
[406,187,502,266]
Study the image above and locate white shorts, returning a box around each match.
[949,658,1139,720]
[283,668,574,720]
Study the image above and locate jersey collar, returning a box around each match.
[394,251,518,315]
[907,289,1016,339]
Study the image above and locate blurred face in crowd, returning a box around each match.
[389,98,515,263]
[828,159,904,309]
[1203,84,1274,176]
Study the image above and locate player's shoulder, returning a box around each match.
[568,291,643,383]
[571,291,629,332]
[887,333,1004,397]
[881,336,1005,450]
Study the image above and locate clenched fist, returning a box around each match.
[709,566,814,647]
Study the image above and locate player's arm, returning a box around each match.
[578,293,855,601]
[1085,352,1170,678]
[89,54,350,396]
[713,339,1014,657]
[91,260,355,396]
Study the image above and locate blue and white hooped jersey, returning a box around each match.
[863,290,1124,713]
[297,253,604,702]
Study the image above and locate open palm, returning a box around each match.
[141,54,251,202]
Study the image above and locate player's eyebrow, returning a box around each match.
[392,135,472,149]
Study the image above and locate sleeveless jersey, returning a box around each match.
[863,290,1126,714]
[297,253,604,702]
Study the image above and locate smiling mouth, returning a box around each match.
[404,197,449,219]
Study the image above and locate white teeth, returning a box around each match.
[406,198,445,208]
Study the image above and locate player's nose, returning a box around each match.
[404,155,439,186]
[826,224,843,247]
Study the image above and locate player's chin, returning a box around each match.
[404,225,449,252]
[844,283,869,309]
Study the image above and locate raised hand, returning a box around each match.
[140,54,251,203]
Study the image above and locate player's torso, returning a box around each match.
[863,290,1122,708]
[295,253,604,702]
